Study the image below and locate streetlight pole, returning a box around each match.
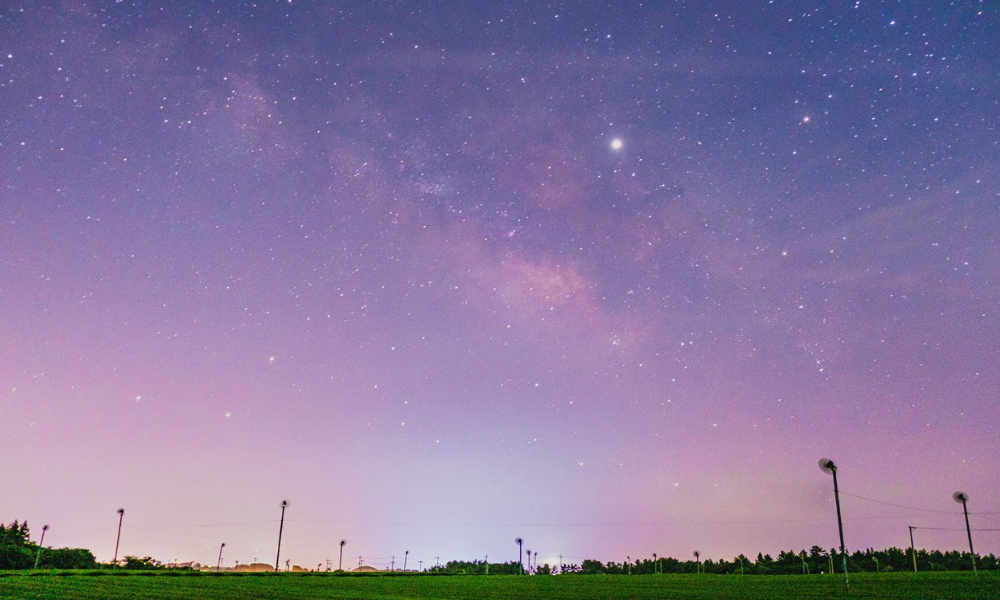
[909,526,918,572]
[953,492,976,574]
[515,538,523,575]
[819,459,848,592]
[113,508,125,566]
[403,550,409,571]
[339,540,346,571]
[217,543,226,572]
[275,500,287,573]
[34,525,49,569]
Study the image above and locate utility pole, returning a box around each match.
[819,459,848,593]
[34,525,49,569]
[909,526,918,572]
[275,500,288,573]
[953,492,977,574]
[113,509,125,566]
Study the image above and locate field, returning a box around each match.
[1,571,997,600]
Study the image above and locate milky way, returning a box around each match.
[1,2,998,568]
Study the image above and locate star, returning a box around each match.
[610,138,623,150]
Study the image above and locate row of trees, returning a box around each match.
[566,547,996,575]
[3,520,995,573]
[425,546,997,576]
[0,521,97,570]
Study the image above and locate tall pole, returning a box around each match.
[113,508,124,566]
[34,525,49,569]
[954,492,976,574]
[404,550,409,571]
[831,468,847,579]
[275,500,287,573]
[515,538,523,575]
[819,459,848,592]
[217,543,225,572]
[339,540,345,571]
[909,526,917,572]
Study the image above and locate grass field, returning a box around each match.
[0,571,997,600]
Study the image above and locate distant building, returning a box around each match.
[352,565,379,573]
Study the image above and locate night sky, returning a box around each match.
[2,1,998,570]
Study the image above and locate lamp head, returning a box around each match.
[953,491,969,504]
[818,458,836,473]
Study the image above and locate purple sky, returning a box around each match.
[2,1,998,570]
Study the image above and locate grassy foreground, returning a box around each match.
[0,571,997,600]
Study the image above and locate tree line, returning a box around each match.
[427,545,996,575]
[3,520,995,573]
[1,521,97,570]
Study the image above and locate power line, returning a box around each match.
[839,490,1000,517]
[910,526,1000,532]
[839,491,956,514]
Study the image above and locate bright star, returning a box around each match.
[610,138,623,150]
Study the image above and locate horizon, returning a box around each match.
[2,1,998,570]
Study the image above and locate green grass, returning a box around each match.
[0,571,996,600]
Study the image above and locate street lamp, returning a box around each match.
[515,538,523,575]
[275,500,288,572]
[217,542,226,572]
[34,525,49,569]
[339,540,346,571]
[953,492,976,574]
[819,458,848,591]
[113,508,125,566]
